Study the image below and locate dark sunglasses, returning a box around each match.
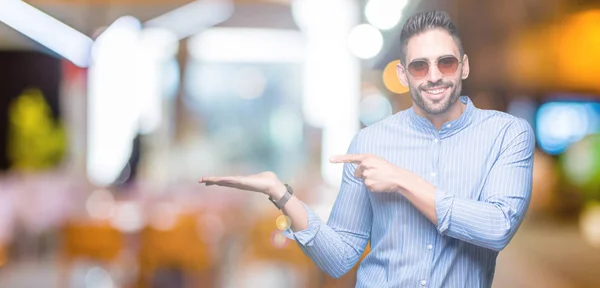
[404,56,462,79]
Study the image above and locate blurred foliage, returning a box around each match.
[560,134,600,202]
[7,88,66,171]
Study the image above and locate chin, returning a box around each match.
[424,104,451,115]
[422,94,457,115]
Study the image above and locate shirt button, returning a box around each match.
[434,138,439,143]
[431,172,436,177]
[427,244,433,250]
[446,124,451,128]
[421,280,427,286]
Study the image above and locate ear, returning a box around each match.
[461,54,470,80]
[396,62,409,87]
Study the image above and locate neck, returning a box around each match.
[414,100,466,130]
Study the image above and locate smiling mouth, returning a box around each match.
[423,86,449,95]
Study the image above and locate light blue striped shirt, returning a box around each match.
[283,96,535,287]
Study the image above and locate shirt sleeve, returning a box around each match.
[435,118,535,251]
[282,134,373,278]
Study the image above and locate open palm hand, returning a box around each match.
[199,171,282,195]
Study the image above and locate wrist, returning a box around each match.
[394,169,418,194]
[267,181,287,200]
[268,183,294,210]
[396,170,436,196]
[394,168,407,193]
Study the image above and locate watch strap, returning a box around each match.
[269,184,293,210]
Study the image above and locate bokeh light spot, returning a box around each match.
[347,24,383,59]
[270,230,289,249]
[360,93,393,126]
[85,189,116,220]
[383,60,409,94]
[580,202,600,249]
[275,215,291,231]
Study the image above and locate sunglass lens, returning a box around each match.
[408,61,429,78]
[437,57,459,74]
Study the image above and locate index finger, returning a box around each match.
[329,154,366,164]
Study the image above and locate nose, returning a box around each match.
[427,63,443,83]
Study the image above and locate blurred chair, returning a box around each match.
[235,211,321,288]
[137,212,217,288]
[59,220,125,287]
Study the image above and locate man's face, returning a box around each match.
[397,28,469,116]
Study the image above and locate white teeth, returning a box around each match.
[425,88,446,95]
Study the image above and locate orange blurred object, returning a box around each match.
[507,9,600,93]
[60,220,125,287]
[237,211,319,287]
[0,243,6,268]
[61,220,124,262]
[556,10,600,91]
[244,212,313,266]
[137,212,216,288]
[383,60,409,94]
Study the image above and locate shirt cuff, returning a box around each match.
[281,202,322,247]
[435,188,454,235]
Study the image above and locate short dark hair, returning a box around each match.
[399,10,464,64]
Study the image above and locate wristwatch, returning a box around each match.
[269,184,294,210]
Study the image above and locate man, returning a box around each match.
[200,10,535,287]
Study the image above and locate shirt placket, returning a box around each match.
[420,132,442,288]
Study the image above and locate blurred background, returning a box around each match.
[0,0,599,287]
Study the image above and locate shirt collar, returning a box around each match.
[408,96,475,138]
